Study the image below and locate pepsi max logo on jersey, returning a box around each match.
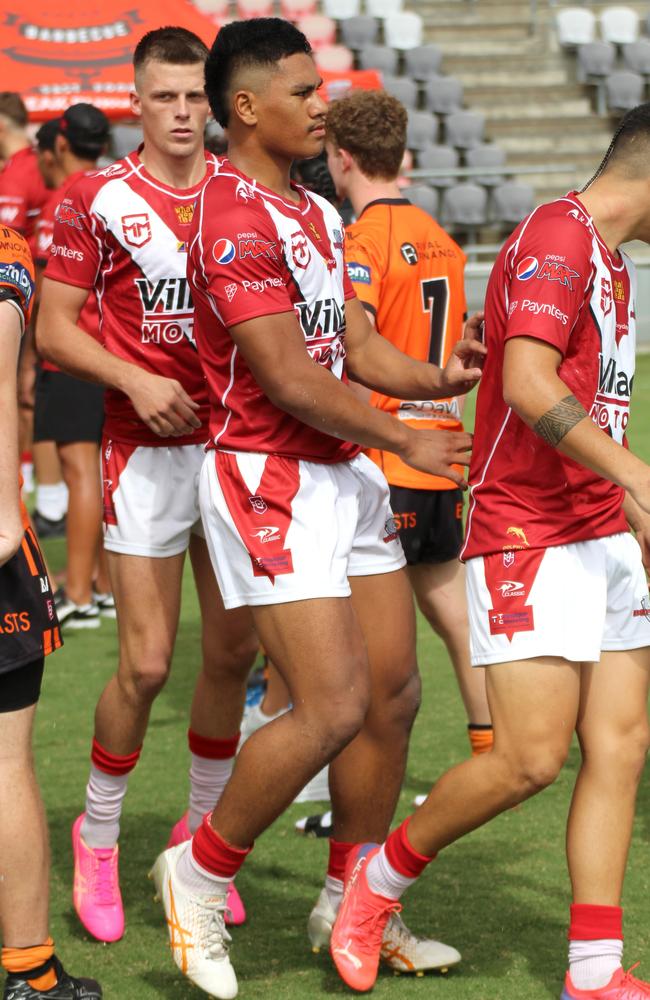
[537,259,579,290]
[122,213,151,248]
[295,298,344,339]
[400,243,418,266]
[0,261,34,305]
[50,243,84,262]
[290,231,311,269]
[238,238,277,260]
[516,256,538,281]
[213,239,236,265]
[347,262,371,284]
[55,202,85,230]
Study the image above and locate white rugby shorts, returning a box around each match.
[101,437,205,557]
[466,532,650,666]
[199,450,406,609]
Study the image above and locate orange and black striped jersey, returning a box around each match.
[345,198,466,490]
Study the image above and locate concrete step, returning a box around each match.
[471,97,593,118]
[497,130,614,153]
[457,67,571,88]
[486,112,615,138]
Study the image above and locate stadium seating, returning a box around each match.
[323,0,360,17]
[556,7,596,46]
[423,75,464,115]
[441,182,489,240]
[404,45,444,82]
[406,183,439,217]
[382,75,419,109]
[600,6,639,45]
[281,0,318,18]
[465,143,507,187]
[577,41,616,83]
[358,43,399,74]
[605,69,644,110]
[623,39,650,76]
[445,110,486,150]
[366,0,403,15]
[339,14,379,48]
[192,0,230,14]
[297,13,336,46]
[491,180,535,227]
[237,0,273,17]
[406,110,438,150]
[417,143,460,187]
[316,43,354,71]
[384,11,424,50]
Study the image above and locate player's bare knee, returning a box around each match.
[202,633,259,681]
[507,744,568,796]
[118,654,171,704]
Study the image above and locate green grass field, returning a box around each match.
[33,356,650,1000]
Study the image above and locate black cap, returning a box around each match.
[59,103,110,156]
[35,117,62,152]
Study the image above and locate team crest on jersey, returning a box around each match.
[503,551,515,568]
[174,204,194,225]
[236,181,255,204]
[333,228,344,250]
[248,495,267,514]
[400,243,418,266]
[55,202,85,230]
[601,277,612,316]
[122,213,151,248]
[290,231,311,268]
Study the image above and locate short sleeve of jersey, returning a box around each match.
[44,176,102,290]
[194,185,293,327]
[344,230,382,315]
[505,214,593,357]
[0,226,35,330]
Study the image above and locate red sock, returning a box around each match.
[91,737,141,776]
[385,816,436,879]
[188,729,240,759]
[327,839,355,882]
[568,904,623,940]
[192,812,252,878]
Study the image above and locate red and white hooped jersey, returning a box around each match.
[462,192,634,561]
[44,150,216,446]
[188,157,360,464]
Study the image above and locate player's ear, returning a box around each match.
[232,89,258,128]
[130,85,142,120]
[339,148,354,173]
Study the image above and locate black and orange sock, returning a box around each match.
[1,937,57,990]
[468,723,494,756]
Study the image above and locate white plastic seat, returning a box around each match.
[417,143,459,187]
[404,45,444,81]
[323,0,360,17]
[601,6,639,45]
[623,40,650,76]
[384,11,423,50]
[465,144,507,187]
[366,0,403,16]
[491,181,535,226]
[406,184,439,218]
[423,75,464,115]
[358,44,399,75]
[605,70,644,110]
[555,7,596,46]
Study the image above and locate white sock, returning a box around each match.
[325,874,343,912]
[188,754,235,834]
[366,845,416,900]
[35,482,68,521]
[176,843,231,896]
[80,766,129,849]
[20,461,34,495]
[569,939,623,990]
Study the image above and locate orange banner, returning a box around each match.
[0,1,220,120]
[319,68,383,102]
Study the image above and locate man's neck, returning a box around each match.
[138,145,206,190]
[227,141,298,203]
[1,133,29,160]
[347,176,404,220]
[575,178,644,255]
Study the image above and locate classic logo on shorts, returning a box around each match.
[122,213,151,248]
[400,243,418,266]
[290,231,311,269]
[383,516,399,543]
[632,595,650,621]
[212,239,236,265]
[248,495,267,514]
[516,256,538,281]
[250,526,281,544]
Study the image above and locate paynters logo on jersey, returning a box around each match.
[122,214,151,248]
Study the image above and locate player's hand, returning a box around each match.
[463,310,484,342]
[438,332,487,397]
[0,520,24,568]
[126,372,202,437]
[399,427,472,487]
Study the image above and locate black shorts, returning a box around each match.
[0,525,61,696]
[33,368,104,444]
[389,486,464,565]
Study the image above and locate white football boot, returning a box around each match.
[150,843,237,999]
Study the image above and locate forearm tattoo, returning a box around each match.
[533,394,587,447]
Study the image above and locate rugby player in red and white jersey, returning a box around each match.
[149,19,485,999]
[330,107,650,999]
[36,29,258,945]
[0,93,48,246]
